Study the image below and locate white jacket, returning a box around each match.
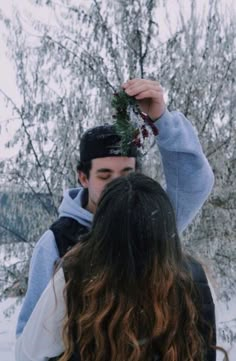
[15,268,66,361]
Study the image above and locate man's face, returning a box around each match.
[79,156,136,213]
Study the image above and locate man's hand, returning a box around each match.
[122,78,166,121]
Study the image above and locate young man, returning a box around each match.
[16,78,214,336]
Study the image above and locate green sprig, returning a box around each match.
[111,90,137,155]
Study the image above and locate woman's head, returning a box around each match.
[61,173,209,361]
[86,173,182,290]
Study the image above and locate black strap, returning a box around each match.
[50,217,88,258]
[188,259,216,361]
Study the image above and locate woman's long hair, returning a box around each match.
[59,173,210,361]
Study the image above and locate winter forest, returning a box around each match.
[0,0,235,359]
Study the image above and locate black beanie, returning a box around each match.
[80,125,137,162]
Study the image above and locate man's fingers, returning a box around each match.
[121,78,165,120]
[123,82,162,98]
[122,78,160,89]
[134,89,163,100]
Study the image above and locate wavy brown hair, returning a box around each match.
[58,173,213,361]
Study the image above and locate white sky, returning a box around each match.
[0,0,235,160]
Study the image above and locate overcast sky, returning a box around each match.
[0,0,235,160]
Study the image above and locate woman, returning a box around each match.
[15,173,217,361]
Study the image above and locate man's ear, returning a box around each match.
[78,171,89,188]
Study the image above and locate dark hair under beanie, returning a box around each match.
[79,125,137,162]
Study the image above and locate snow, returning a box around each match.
[0,296,235,361]
[0,298,20,361]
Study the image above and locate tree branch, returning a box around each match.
[0,223,30,244]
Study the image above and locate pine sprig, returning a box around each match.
[111,90,137,155]
[111,90,159,155]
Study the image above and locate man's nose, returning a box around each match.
[111,172,122,181]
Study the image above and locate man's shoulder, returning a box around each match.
[32,217,87,260]
[35,229,56,250]
[31,229,59,263]
[49,216,88,258]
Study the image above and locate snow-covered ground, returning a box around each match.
[0,298,19,361]
[216,297,236,360]
[0,296,235,361]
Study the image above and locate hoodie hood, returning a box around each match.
[58,187,93,229]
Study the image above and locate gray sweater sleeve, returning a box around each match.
[16,230,59,336]
[155,110,214,233]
